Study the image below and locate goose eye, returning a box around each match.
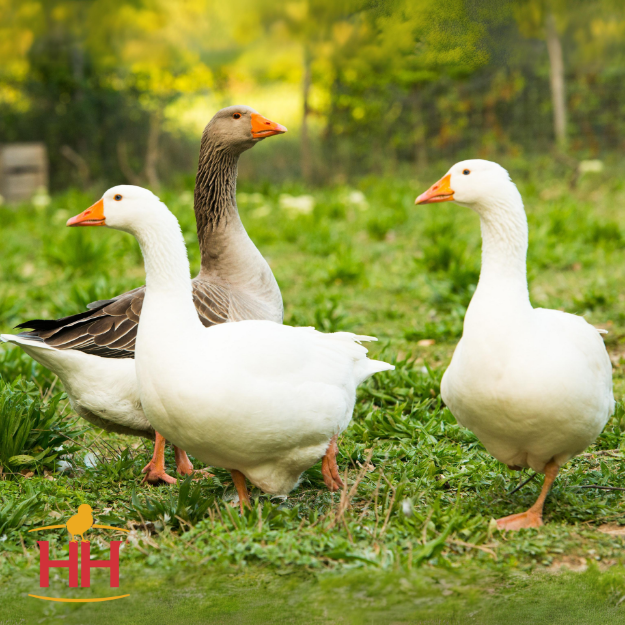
[114,194,122,201]
[233,113,241,119]
[463,169,470,175]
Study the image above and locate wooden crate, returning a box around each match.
[0,143,48,203]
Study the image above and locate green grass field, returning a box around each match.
[1,156,625,623]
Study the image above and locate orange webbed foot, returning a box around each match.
[174,446,194,476]
[141,461,178,485]
[496,509,543,530]
[141,432,177,485]
[496,460,559,531]
[191,469,215,480]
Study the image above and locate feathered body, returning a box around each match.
[138,320,388,493]
[92,186,393,495]
[443,307,613,473]
[431,160,614,475]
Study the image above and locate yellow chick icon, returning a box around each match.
[66,504,94,542]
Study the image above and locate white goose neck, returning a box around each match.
[132,211,193,301]
[474,190,529,302]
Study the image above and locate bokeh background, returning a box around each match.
[3,3,625,619]
[2,0,624,190]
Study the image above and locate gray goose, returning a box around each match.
[3,105,318,486]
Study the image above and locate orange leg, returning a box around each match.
[174,447,214,480]
[497,460,559,530]
[321,434,344,492]
[231,469,251,514]
[174,446,194,476]
[141,432,177,485]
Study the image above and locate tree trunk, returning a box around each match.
[60,145,90,189]
[71,41,88,159]
[546,13,567,150]
[145,109,162,189]
[301,46,313,183]
[412,91,428,171]
[116,140,143,186]
[71,42,85,86]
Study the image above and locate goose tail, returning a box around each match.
[1,333,57,350]
[354,358,394,385]
[319,331,394,384]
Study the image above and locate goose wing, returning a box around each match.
[15,280,234,359]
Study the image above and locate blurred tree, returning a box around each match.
[513,0,571,150]
[86,0,216,188]
[0,0,221,189]
[248,0,369,181]
[2,0,625,187]
[512,0,622,152]
[318,0,497,176]
[545,12,566,150]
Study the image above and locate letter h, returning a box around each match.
[38,541,79,587]
[80,541,121,587]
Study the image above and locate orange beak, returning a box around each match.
[251,113,287,139]
[415,174,455,205]
[66,198,106,227]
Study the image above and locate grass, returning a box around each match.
[1,155,625,622]
[3,565,625,624]
[0,377,82,473]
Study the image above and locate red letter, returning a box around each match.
[38,541,79,587]
[80,541,121,588]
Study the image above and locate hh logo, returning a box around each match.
[27,504,130,603]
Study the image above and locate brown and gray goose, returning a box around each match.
[2,105,312,485]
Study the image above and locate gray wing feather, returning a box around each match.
[15,278,272,359]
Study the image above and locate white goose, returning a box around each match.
[64,185,393,508]
[416,159,614,530]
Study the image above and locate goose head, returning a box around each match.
[205,105,287,155]
[66,185,164,234]
[415,159,521,215]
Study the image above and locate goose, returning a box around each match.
[415,159,614,530]
[64,185,394,510]
[1,105,294,485]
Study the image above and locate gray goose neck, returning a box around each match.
[193,134,240,268]
[190,130,282,324]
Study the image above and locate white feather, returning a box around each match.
[1,334,151,438]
